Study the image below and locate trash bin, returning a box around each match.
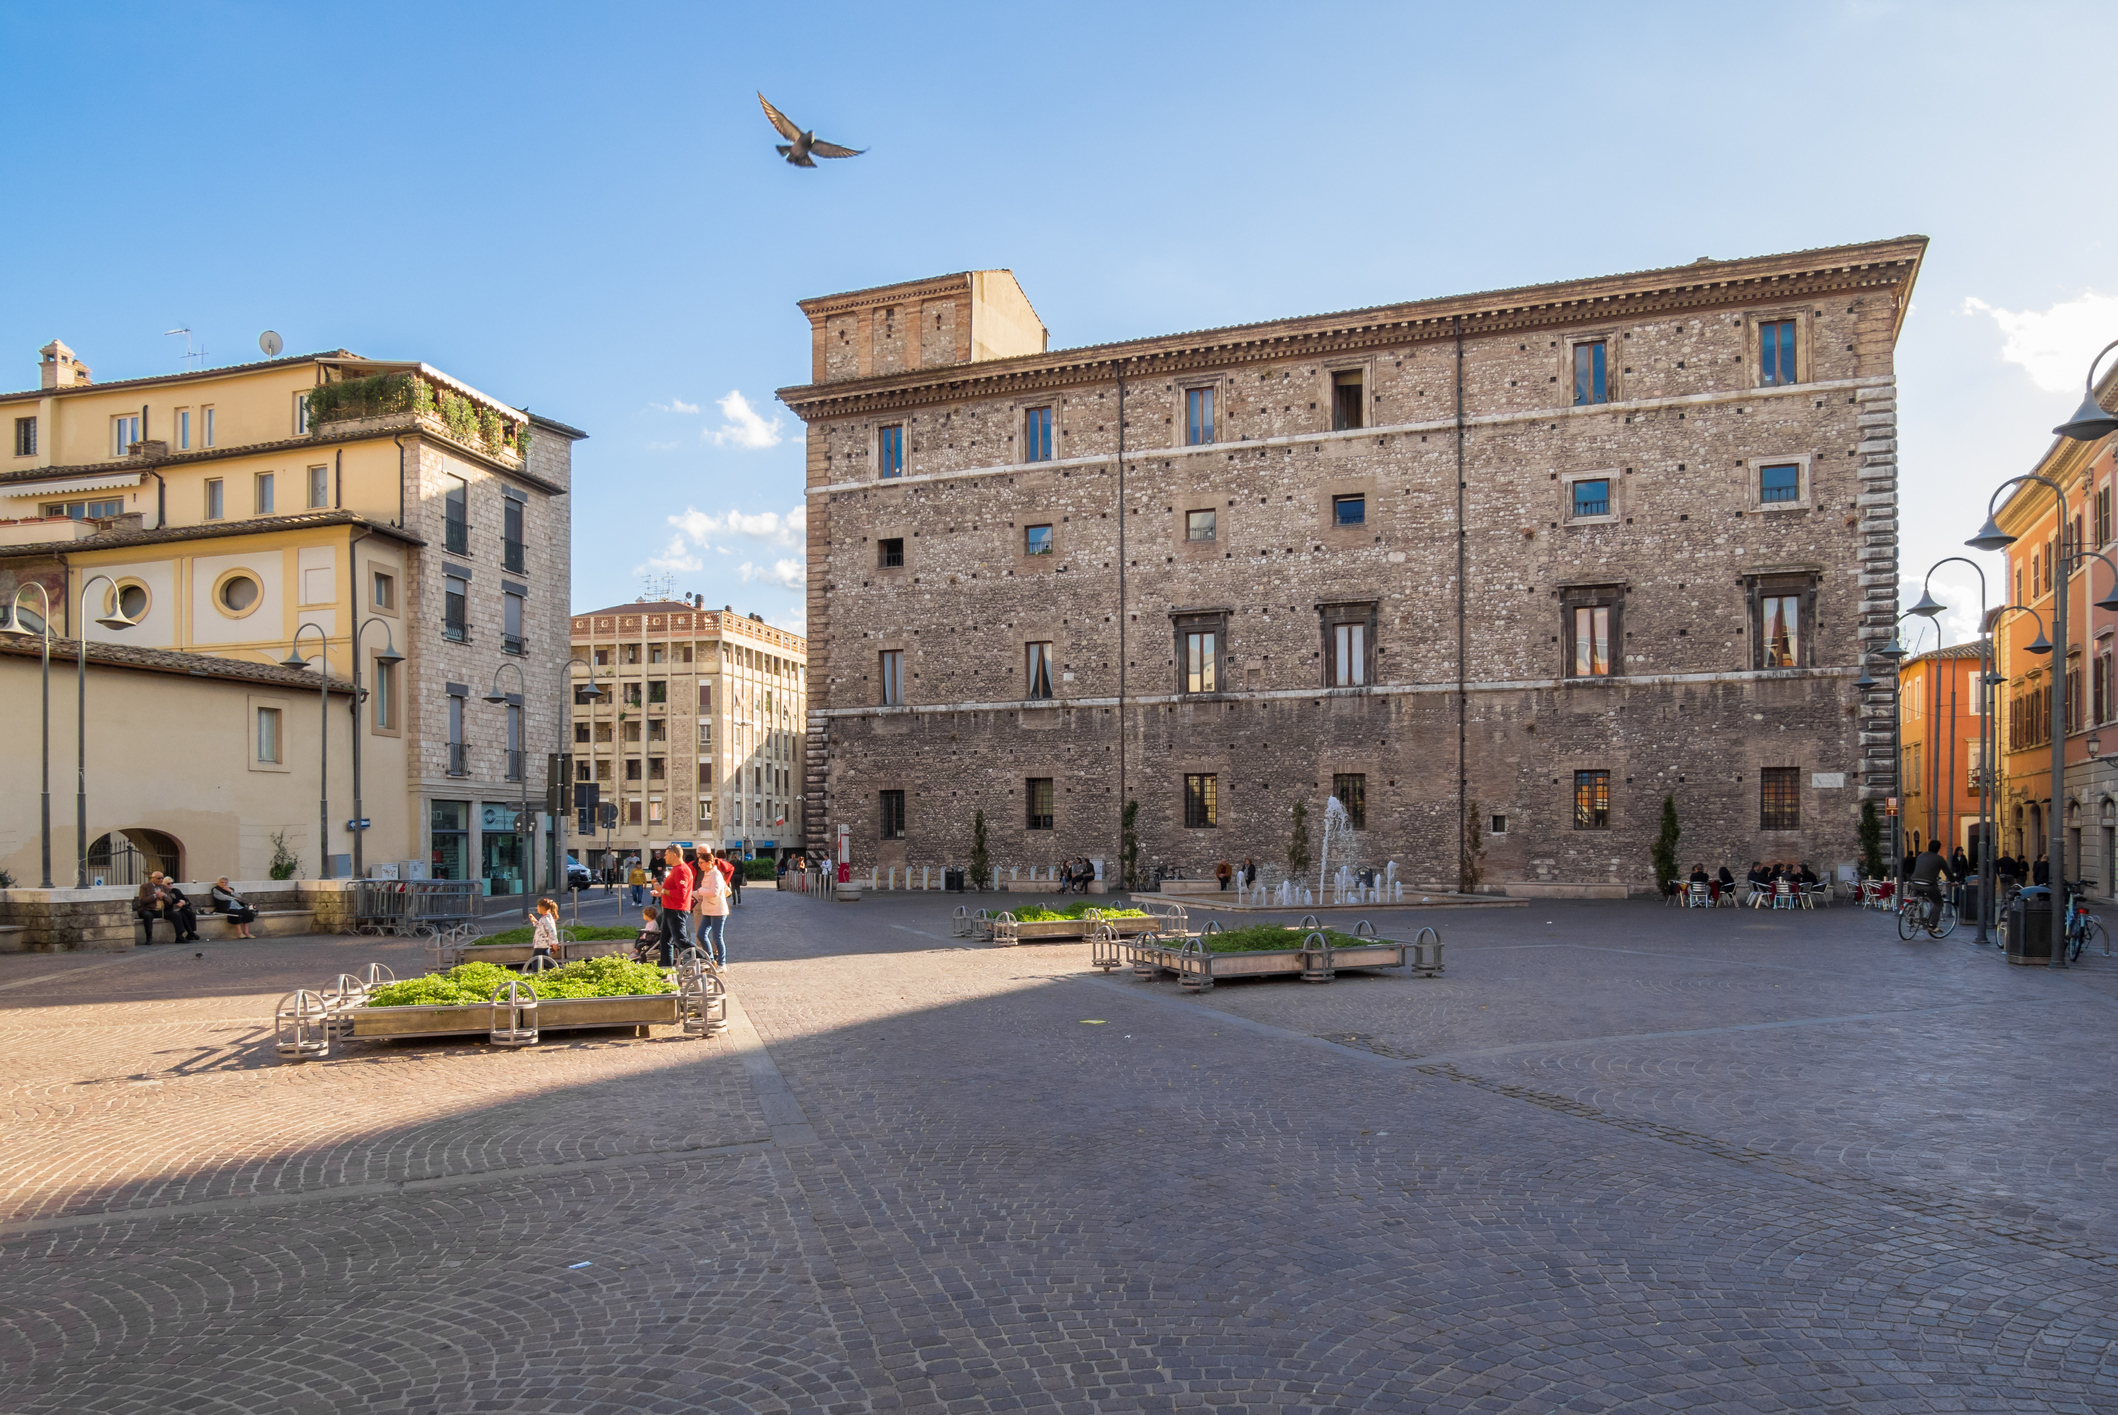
[945,867,966,893]
[2006,886,2053,965]
[1960,878,1980,934]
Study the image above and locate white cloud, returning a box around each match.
[666,503,805,549]
[704,390,785,449]
[649,397,701,414]
[1963,291,2118,394]
[739,558,806,591]
[630,535,704,578]
[645,440,680,452]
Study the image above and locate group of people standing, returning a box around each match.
[633,845,737,968]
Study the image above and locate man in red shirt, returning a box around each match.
[656,844,693,965]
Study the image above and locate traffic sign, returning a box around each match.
[345,818,371,830]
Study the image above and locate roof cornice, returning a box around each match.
[777,237,1928,419]
[0,510,424,560]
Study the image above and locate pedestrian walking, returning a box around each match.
[728,852,744,906]
[627,860,648,909]
[656,845,692,965]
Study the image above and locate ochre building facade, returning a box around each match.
[780,245,1922,894]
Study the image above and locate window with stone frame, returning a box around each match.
[1572,340,1609,405]
[878,424,904,478]
[1332,773,1366,829]
[1330,370,1364,430]
[1172,610,1228,695]
[1319,601,1377,688]
[1573,770,1610,830]
[1183,773,1218,828]
[880,649,905,706]
[1561,586,1623,678]
[1025,641,1056,700]
[2100,484,2112,547]
[1025,777,1055,831]
[880,789,906,840]
[1758,320,1798,387]
[1023,407,1054,463]
[1746,574,1816,671]
[1760,767,1801,830]
[878,537,904,568]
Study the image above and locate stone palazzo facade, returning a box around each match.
[780,244,1922,894]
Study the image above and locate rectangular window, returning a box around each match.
[503,497,525,573]
[256,706,282,764]
[307,464,329,509]
[1571,478,1610,518]
[878,424,904,478]
[444,576,468,643]
[176,409,189,451]
[2101,485,2113,547]
[502,591,525,654]
[1023,406,1053,462]
[1966,740,1984,793]
[1333,622,1366,687]
[1490,814,1508,835]
[112,414,141,457]
[13,416,34,456]
[204,478,224,520]
[1760,766,1801,829]
[447,695,467,776]
[444,478,468,553]
[1026,777,1055,831]
[1759,320,1797,387]
[1331,370,1364,431]
[1184,631,1217,694]
[647,679,667,704]
[878,537,904,568]
[880,789,906,839]
[1184,773,1218,828]
[373,657,396,730]
[1186,508,1216,541]
[1572,341,1608,406]
[1023,524,1053,556]
[506,704,524,781]
[1333,493,1365,526]
[1573,770,1610,830]
[697,680,710,711]
[1026,641,1056,699]
[1571,605,1611,677]
[202,406,215,447]
[373,570,395,610]
[1185,387,1215,446]
[880,649,904,705]
[1332,773,1366,829]
[1760,594,1801,668]
[40,498,124,520]
[2100,652,2113,724]
[254,472,275,515]
[296,392,312,435]
[1759,464,1801,504]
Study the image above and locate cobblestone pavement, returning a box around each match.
[5,891,2118,1412]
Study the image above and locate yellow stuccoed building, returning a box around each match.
[0,339,584,902]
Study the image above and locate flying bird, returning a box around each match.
[757,92,865,167]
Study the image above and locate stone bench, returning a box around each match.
[140,909,314,944]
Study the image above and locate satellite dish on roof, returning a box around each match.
[259,331,283,358]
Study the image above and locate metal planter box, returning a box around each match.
[988,912,1157,945]
[349,992,680,1040]
[1145,941,1404,985]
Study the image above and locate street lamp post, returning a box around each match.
[484,662,531,920]
[0,585,56,887]
[346,619,406,882]
[281,625,335,879]
[72,575,139,887]
[1969,479,2078,968]
[1985,602,2056,949]
[556,658,600,922]
[1909,558,1998,942]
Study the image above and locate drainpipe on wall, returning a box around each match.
[392,434,407,529]
[334,448,343,509]
[1454,316,1468,892]
[143,469,166,530]
[349,527,371,881]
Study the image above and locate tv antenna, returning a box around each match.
[164,327,206,371]
[259,330,284,358]
[641,571,676,601]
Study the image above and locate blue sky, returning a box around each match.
[4,1,2112,638]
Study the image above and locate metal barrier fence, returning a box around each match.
[353,880,483,939]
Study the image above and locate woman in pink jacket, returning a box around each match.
[694,849,730,966]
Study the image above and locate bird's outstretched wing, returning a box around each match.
[757,92,803,142]
[810,140,865,159]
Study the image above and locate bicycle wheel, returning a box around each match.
[1934,901,1958,939]
[1897,902,1920,940]
[2068,919,2086,963]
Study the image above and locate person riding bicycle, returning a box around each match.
[1909,844,1954,929]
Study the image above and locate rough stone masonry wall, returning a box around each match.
[802,281,1901,887]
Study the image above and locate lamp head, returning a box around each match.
[483,689,508,705]
[1965,514,2017,553]
[280,649,311,669]
[1878,637,1907,660]
[93,609,138,631]
[2027,631,2054,655]
[2054,391,2118,443]
[0,606,24,638]
[1908,587,1946,619]
[578,680,602,699]
[374,644,406,666]
[1854,668,1878,691]
[2096,588,2118,614]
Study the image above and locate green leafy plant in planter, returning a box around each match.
[365,955,674,1007]
[1010,903,1149,922]
[1194,924,1371,953]
[268,830,301,881]
[742,857,776,881]
[482,924,638,945]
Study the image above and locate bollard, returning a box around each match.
[275,989,332,1060]
[679,955,728,1038]
[1409,926,1445,978]
[1298,930,1335,984]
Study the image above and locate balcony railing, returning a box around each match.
[444,621,470,644]
[503,633,525,656]
[506,749,524,782]
[503,538,525,573]
[445,515,469,554]
[447,743,469,777]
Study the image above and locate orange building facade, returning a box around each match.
[1994,366,2118,893]
[1896,644,1987,857]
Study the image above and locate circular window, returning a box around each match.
[115,583,148,621]
[215,572,261,617]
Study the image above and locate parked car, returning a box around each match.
[565,856,593,891]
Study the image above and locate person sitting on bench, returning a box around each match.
[135,872,198,943]
[210,877,257,939]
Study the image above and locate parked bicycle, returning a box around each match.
[2065,878,2108,962]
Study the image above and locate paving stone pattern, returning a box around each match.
[5,893,2118,1412]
